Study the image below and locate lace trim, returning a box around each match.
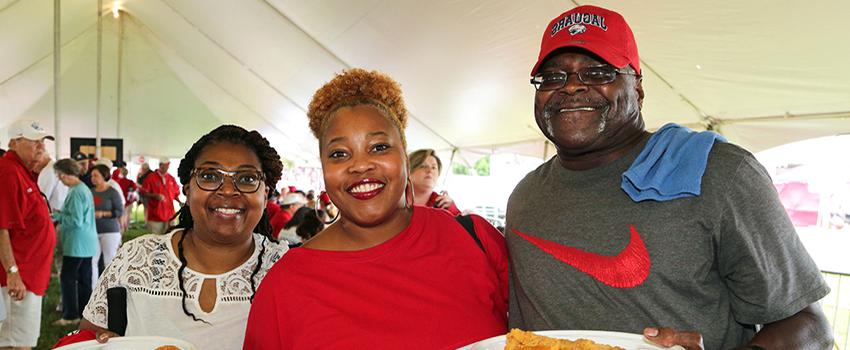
[83,231,286,327]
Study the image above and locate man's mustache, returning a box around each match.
[542,97,608,119]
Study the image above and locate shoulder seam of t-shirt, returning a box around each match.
[712,145,750,222]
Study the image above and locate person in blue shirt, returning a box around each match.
[52,158,98,326]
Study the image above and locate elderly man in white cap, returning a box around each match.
[0,120,57,349]
[139,157,180,234]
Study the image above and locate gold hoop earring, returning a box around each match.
[316,198,338,225]
[404,179,414,209]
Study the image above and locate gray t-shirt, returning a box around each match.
[506,140,829,349]
[92,186,124,234]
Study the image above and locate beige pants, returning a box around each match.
[0,288,42,347]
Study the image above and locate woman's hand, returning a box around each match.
[94,329,119,343]
[80,319,120,344]
[433,191,454,209]
[644,327,704,350]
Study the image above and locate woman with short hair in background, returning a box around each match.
[408,148,461,215]
[52,158,98,326]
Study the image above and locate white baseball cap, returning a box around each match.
[8,119,54,141]
[95,158,114,167]
[281,193,304,205]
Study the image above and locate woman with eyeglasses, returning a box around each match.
[75,125,287,349]
[244,69,508,349]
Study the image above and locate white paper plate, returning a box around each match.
[458,330,685,350]
[54,336,197,350]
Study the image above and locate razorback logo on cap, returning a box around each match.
[551,12,608,37]
[29,121,45,131]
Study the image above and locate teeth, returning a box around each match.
[560,107,596,112]
[350,183,384,193]
[214,208,242,215]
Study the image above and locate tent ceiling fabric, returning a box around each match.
[1,0,849,163]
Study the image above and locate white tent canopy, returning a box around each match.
[2,0,849,165]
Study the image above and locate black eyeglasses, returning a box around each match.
[530,66,640,91]
[191,168,265,194]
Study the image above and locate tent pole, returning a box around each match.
[442,148,459,188]
[116,11,124,141]
[96,0,102,158]
[53,0,60,157]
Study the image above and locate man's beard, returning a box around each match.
[597,105,611,133]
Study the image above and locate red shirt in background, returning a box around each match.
[266,200,282,222]
[424,191,462,216]
[141,171,179,222]
[243,206,508,349]
[0,151,56,295]
[269,210,292,239]
[116,177,138,204]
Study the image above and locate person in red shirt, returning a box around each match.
[268,193,303,240]
[244,69,508,349]
[408,148,461,215]
[112,164,138,232]
[140,157,180,234]
[265,189,282,222]
[0,120,57,349]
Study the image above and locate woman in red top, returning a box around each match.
[408,148,461,215]
[244,69,508,349]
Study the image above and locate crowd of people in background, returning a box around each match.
[0,120,347,349]
[0,3,837,349]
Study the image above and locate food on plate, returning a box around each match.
[154,346,181,350]
[504,329,625,350]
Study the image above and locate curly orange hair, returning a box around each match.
[307,68,408,146]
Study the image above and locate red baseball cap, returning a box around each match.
[531,5,640,76]
[319,191,331,205]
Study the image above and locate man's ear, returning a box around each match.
[635,77,645,110]
[182,184,189,196]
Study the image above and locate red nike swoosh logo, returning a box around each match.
[513,225,650,288]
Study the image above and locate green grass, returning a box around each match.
[36,210,149,350]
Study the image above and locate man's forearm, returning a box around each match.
[0,228,18,272]
[746,304,833,349]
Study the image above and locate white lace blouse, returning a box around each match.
[83,230,287,349]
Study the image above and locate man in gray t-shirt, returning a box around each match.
[507,5,833,349]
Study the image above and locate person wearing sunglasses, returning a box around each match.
[507,5,831,350]
[76,125,288,349]
[244,69,508,349]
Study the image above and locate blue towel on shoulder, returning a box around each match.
[621,123,726,202]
